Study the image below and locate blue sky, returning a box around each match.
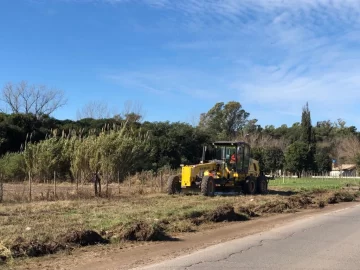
[1,0,360,128]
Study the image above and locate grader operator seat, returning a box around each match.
[229,151,237,171]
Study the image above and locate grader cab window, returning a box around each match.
[236,143,251,173]
[236,145,244,171]
[210,142,251,172]
[225,146,236,166]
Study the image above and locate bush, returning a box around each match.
[0,152,26,182]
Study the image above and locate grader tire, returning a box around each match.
[244,177,256,195]
[167,175,181,195]
[201,176,215,197]
[257,175,268,194]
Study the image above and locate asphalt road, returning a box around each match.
[135,203,360,270]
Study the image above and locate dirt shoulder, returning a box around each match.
[12,201,360,270]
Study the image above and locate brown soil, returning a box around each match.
[200,205,249,223]
[8,230,109,260]
[120,221,171,241]
[60,230,109,246]
[10,238,65,258]
[10,201,360,270]
[327,191,357,204]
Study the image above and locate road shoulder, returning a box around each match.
[14,201,359,270]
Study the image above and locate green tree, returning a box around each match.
[251,147,265,172]
[251,146,284,174]
[285,141,308,177]
[263,147,285,174]
[300,102,316,172]
[0,152,26,181]
[315,120,335,142]
[300,103,312,144]
[142,121,210,171]
[199,101,251,140]
[314,146,332,173]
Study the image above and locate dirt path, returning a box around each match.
[14,201,360,270]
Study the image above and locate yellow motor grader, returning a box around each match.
[167,141,269,196]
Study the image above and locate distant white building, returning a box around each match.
[330,164,357,177]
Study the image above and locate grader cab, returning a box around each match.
[167,141,268,196]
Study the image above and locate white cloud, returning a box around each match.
[105,69,224,100]
[95,0,360,126]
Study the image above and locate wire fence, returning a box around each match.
[270,170,360,178]
[0,180,3,203]
[0,169,179,203]
[1,170,360,203]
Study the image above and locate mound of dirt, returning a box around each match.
[248,195,314,215]
[60,230,109,246]
[237,205,259,217]
[253,200,290,214]
[10,237,65,258]
[287,194,314,209]
[0,243,12,264]
[206,205,249,222]
[121,221,170,241]
[9,230,109,259]
[318,200,325,208]
[328,192,356,204]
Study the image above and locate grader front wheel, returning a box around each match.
[201,176,215,197]
[167,175,181,195]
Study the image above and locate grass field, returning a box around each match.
[1,177,360,265]
[269,177,360,191]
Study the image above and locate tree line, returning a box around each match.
[0,81,359,182]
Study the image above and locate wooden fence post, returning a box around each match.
[118,171,120,195]
[106,173,109,197]
[53,171,57,198]
[129,173,131,189]
[160,171,163,192]
[28,171,32,202]
[76,171,79,193]
[0,178,3,203]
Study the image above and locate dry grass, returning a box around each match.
[1,173,360,265]
[1,186,359,264]
[1,170,178,203]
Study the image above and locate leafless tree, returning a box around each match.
[237,132,288,151]
[335,134,360,163]
[1,81,67,117]
[121,100,145,123]
[76,100,115,120]
[77,100,145,122]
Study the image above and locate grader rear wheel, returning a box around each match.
[244,177,256,195]
[166,175,181,195]
[257,175,268,194]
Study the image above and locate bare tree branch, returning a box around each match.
[121,100,145,123]
[335,135,360,164]
[77,100,145,122]
[1,81,67,117]
[236,132,287,151]
[77,101,113,120]
[2,82,21,113]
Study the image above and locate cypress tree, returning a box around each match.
[300,102,316,172]
[300,102,312,144]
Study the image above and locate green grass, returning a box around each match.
[269,177,360,191]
